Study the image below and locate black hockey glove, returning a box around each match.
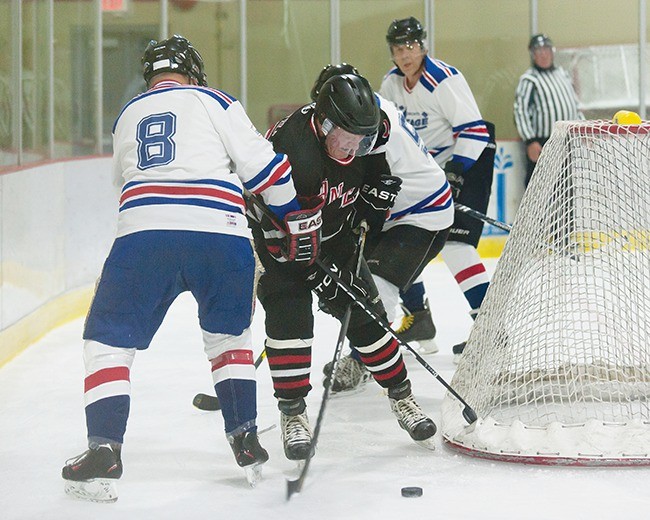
[353,174,402,234]
[305,259,370,316]
[267,195,324,265]
[444,160,465,199]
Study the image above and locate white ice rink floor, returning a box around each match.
[1,259,649,519]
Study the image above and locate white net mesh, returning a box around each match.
[442,120,650,464]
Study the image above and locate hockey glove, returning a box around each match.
[264,195,324,265]
[305,260,369,316]
[444,160,465,199]
[278,195,324,265]
[353,174,402,234]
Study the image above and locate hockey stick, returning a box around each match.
[454,202,512,232]
[313,258,478,425]
[454,202,579,261]
[244,191,478,426]
[193,350,267,411]
[286,221,369,500]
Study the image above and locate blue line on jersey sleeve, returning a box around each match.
[243,153,287,192]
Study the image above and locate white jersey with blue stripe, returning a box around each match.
[112,80,297,238]
[371,94,454,232]
[379,55,489,172]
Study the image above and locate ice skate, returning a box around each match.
[396,300,439,354]
[387,380,437,450]
[62,443,122,503]
[323,354,371,394]
[279,399,313,461]
[229,430,269,487]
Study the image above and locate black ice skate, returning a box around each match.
[387,380,437,450]
[229,430,269,487]
[279,398,313,461]
[323,354,371,394]
[62,443,122,503]
[396,300,438,354]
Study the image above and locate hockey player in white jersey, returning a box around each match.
[310,64,454,392]
[61,35,322,502]
[380,17,496,360]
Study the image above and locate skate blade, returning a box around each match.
[64,478,118,503]
[244,462,264,488]
[328,373,372,397]
[330,384,368,398]
[281,459,306,480]
[415,437,437,451]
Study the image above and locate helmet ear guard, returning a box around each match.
[142,34,208,87]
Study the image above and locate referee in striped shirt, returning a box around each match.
[514,34,583,186]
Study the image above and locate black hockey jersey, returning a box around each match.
[264,104,391,251]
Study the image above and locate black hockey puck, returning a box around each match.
[401,486,423,498]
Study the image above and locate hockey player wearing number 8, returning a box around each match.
[251,73,453,462]
[61,35,322,502]
[380,17,496,361]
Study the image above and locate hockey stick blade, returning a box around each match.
[286,476,303,499]
[462,407,478,424]
[192,350,267,411]
[193,393,221,411]
[192,394,221,412]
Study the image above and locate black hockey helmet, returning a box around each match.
[315,74,380,156]
[528,33,554,51]
[310,63,360,102]
[142,34,207,87]
[386,16,427,47]
[315,74,379,136]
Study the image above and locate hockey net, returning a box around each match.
[442,120,650,465]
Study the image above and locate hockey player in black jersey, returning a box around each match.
[250,74,439,460]
[311,63,454,393]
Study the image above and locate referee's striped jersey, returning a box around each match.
[513,65,583,143]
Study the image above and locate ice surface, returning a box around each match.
[1,260,648,519]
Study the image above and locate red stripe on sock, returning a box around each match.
[372,361,406,382]
[84,366,130,393]
[273,378,310,390]
[360,339,399,364]
[267,354,311,366]
[211,350,254,371]
[455,263,487,284]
